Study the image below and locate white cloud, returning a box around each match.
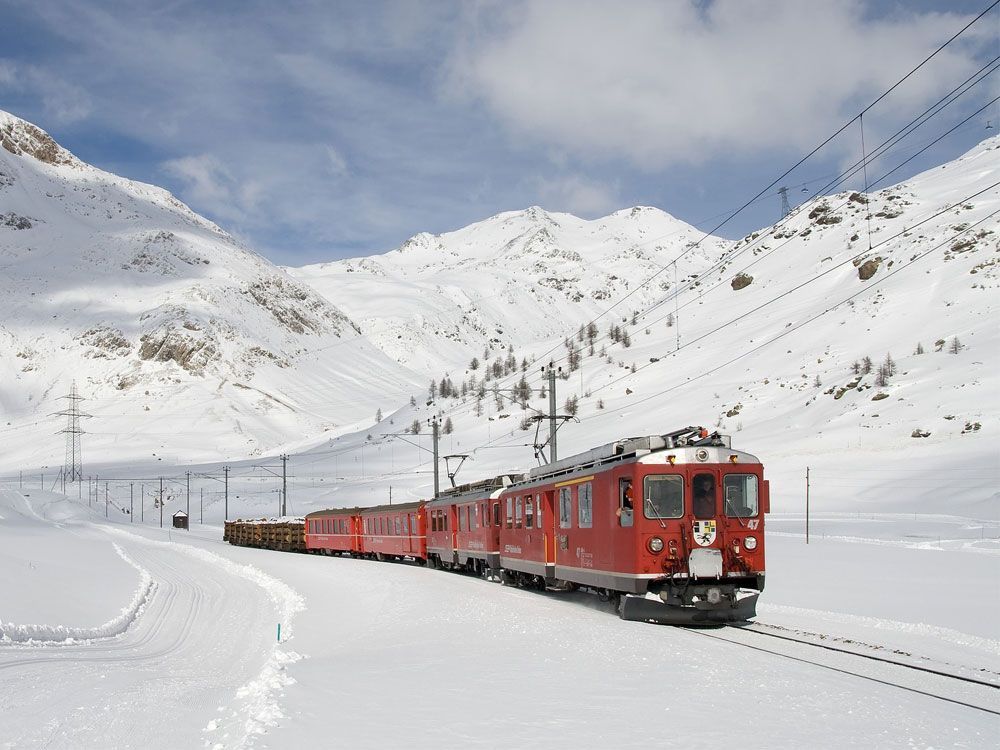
[161,154,255,223]
[531,174,620,216]
[325,145,350,177]
[0,60,92,123]
[444,0,985,168]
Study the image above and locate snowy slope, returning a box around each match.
[287,205,726,372]
[281,138,999,521]
[1,109,996,523]
[0,111,424,469]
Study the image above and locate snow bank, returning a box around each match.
[103,527,306,748]
[0,542,155,644]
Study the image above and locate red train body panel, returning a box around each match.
[497,429,766,623]
[305,508,363,555]
[425,477,513,575]
[296,427,766,625]
[358,501,426,561]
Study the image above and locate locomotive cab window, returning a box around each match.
[525,495,534,528]
[723,474,759,517]
[643,475,684,519]
[505,498,513,529]
[618,478,634,527]
[693,473,717,519]
[494,502,502,528]
[515,497,523,528]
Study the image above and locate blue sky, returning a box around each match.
[1,0,997,264]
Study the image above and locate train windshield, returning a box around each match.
[723,474,759,517]
[643,475,684,519]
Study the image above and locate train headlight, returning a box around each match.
[648,537,664,553]
[707,587,722,604]
[744,535,758,550]
[695,448,710,462]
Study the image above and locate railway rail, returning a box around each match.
[682,623,1000,717]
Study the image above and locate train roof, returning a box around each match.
[511,426,756,487]
[305,507,366,519]
[428,473,524,506]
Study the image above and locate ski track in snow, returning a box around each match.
[0,504,306,750]
[101,526,307,747]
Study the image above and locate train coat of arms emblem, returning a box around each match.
[692,519,717,546]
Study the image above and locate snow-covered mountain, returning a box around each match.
[0,111,423,468]
[1,107,996,521]
[287,138,998,518]
[288,205,726,372]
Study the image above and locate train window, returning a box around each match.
[494,502,502,527]
[525,496,534,528]
[506,497,513,529]
[432,512,438,533]
[618,478,634,527]
[515,497,523,528]
[559,487,572,528]
[723,474,759,517]
[578,482,593,528]
[403,515,409,535]
[472,504,478,530]
[444,512,449,532]
[643,475,684,519]
[693,473,717,519]
[395,518,401,535]
[482,503,488,527]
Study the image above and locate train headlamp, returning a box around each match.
[706,587,722,604]
[695,448,710,462]
[744,536,758,550]
[648,537,664,553]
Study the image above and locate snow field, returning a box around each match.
[3,487,999,747]
[0,489,304,749]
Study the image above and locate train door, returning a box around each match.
[543,489,556,570]
[403,512,413,555]
[449,505,458,565]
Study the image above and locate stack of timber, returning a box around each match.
[224,517,305,552]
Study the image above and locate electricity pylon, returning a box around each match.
[54,381,92,482]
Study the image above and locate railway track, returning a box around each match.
[682,622,1000,716]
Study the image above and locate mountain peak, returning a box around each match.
[0,110,81,168]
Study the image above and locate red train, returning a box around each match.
[302,427,767,624]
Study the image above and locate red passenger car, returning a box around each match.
[497,427,768,624]
[305,508,362,555]
[425,475,518,576]
[358,501,427,562]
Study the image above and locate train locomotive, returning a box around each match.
[290,426,768,625]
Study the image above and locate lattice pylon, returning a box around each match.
[53,381,92,482]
